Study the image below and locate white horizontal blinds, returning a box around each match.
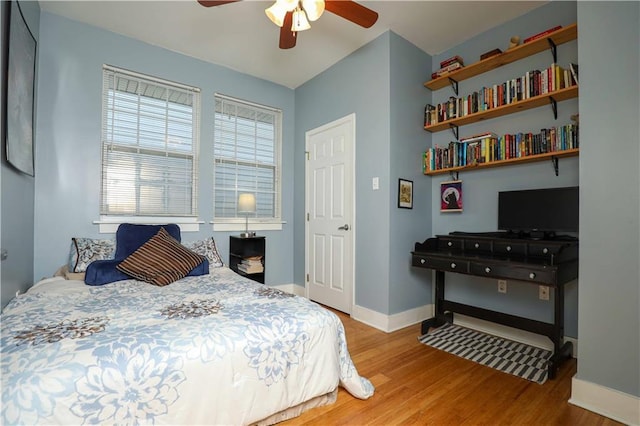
[214,95,281,219]
[101,66,200,217]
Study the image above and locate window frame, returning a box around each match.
[98,65,201,233]
[211,93,283,232]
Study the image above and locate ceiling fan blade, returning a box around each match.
[197,0,240,7]
[279,12,297,49]
[325,0,378,28]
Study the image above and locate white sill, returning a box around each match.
[212,221,285,232]
[94,217,203,234]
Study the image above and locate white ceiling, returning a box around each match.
[39,0,547,89]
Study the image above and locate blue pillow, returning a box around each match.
[84,259,130,286]
[85,258,210,286]
[114,224,181,260]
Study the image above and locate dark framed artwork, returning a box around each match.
[398,178,413,209]
[6,0,36,176]
[440,180,463,212]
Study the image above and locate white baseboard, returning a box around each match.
[350,303,578,356]
[270,283,305,296]
[569,376,640,426]
[452,314,579,356]
[351,304,432,333]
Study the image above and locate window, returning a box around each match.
[213,94,282,229]
[100,65,200,228]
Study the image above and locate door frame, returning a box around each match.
[304,113,356,313]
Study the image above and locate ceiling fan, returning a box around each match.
[197,0,379,49]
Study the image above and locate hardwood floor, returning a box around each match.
[282,309,621,426]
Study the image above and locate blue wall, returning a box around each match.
[429,2,580,337]
[577,1,639,398]
[32,12,296,284]
[1,0,39,307]
[388,32,433,314]
[295,34,393,314]
[295,32,432,315]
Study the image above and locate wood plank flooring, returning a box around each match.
[282,309,621,426]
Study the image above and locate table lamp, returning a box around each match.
[238,193,256,238]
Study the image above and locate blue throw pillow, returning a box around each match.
[114,223,181,260]
[84,259,130,286]
[85,258,210,286]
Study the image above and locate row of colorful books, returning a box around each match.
[424,63,577,127]
[423,124,579,172]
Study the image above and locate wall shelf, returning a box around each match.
[424,148,579,176]
[424,86,578,133]
[424,24,578,91]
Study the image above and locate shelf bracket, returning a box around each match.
[551,156,559,176]
[549,96,558,119]
[547,38,558,63]
[450,171,459,181]
[449,123,459,140]
[448,77,459,96]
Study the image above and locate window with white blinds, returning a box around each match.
[213,95,282,223]
[101,65,200,218]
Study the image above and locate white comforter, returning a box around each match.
[1,268,373,425]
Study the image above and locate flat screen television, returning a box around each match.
[498,186,579,236]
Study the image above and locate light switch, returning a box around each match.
[372,177,379,190]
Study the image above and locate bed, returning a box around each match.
[1,262,373,424]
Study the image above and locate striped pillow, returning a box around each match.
[117,227,206,286]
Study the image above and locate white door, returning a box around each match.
[305,114,355,314]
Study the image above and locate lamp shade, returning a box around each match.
[238,193,256,213]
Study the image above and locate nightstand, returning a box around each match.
[229,236,265,284]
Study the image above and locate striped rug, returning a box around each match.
[418,323,552,384]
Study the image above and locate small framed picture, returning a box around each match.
[440,180,463,212]
[398,179,413,209]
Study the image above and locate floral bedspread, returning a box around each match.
[0,268,374,425]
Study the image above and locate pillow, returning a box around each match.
[85,260,131,286]
[85,257,209,286]
[68,237,116,273]
[114,223,181,260]
[116,227,206,286]
[184,237,224,268]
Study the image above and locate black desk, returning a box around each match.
[412,232,578,379]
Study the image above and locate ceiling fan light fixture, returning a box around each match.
[291,7,311,31]
[301,0,324,21]
[265,2,289,27]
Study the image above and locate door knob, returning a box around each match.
[338,224,350,231]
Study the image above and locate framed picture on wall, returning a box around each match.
[398,178,413,209]
[6,0,37,176]
[440,180,463,212]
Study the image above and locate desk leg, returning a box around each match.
[548,284,570,379]
[548,341,573,379]
[421,270,453,335]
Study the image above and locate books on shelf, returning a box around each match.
[431,61,464,79]
[440,55,464,68]
[424,62,576,128]
[480,48,502,61]
[460,132,499,144]
[569,63,579,85]
[523,25,562,44]
[238,255,263,274]
[423,123,579,173]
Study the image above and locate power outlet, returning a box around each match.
[539,285,550,300]
[498,280,507,293]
